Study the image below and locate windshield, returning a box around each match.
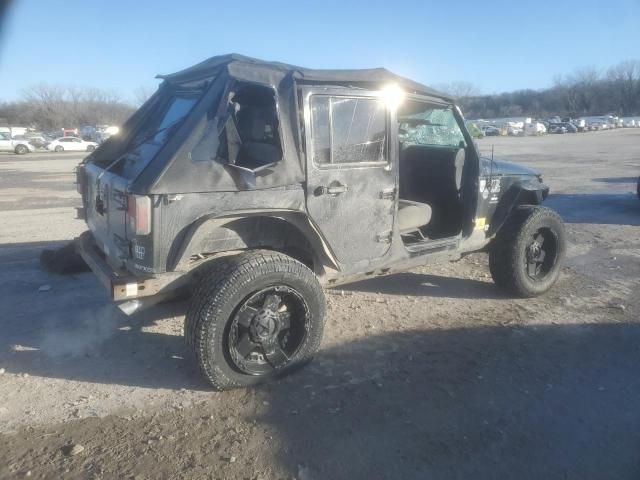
[398,102,466,148]
[116,93,199,179]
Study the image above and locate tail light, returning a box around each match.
[126,194,151,236]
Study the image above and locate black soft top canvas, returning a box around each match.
[158,53,451,100]
[110,54,453,194]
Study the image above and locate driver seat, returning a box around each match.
[397,199,432,234]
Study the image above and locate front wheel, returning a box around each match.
[489,206,566,297]
[185,250,326,390]
[86,145,95,152]
[14,144,28,155]
[54,145,64,152]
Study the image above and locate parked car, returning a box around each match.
[21,132,48,149]
[524,122,546,135]
[75,54,566,390]
[507,126,522,136]
[481,125,501,136]
[0,131,35,154]
[571,119,587,132]
[561,122,578,133]
[47,137,98,152]
[62,128,79,137]
[548,124,566,134]
[466,122,484,138]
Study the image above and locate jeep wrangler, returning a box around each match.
[75,54,566,390]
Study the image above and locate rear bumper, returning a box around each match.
[75,231,183,306]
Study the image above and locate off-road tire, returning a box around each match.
[489,206,566,297]
[54,145,64,152]
[14,144,28,155]
[185,250,325,390]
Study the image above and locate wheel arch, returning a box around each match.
[14,143,29,153]
[487,180,549,237]
[168,211,338,275]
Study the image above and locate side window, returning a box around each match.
[191,83,282,171]
[0,132,10,140]
[311,96,387,166]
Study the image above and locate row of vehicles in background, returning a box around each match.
[0,124,118,154]
[468,115,640,138]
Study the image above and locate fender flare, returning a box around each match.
[167,210,339,273]
[487,181,549,237]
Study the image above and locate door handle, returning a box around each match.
[315,182,348,196]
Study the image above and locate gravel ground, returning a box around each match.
[0,130,639,479]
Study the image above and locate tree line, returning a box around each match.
[1,60,638,130]
[440,60,640,119]
[0,84,154,131]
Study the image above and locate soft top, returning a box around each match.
[157,53,451,101]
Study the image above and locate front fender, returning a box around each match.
[486,180,549,237]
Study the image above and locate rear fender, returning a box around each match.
[168,211,338,274]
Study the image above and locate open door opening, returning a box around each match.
[396,100,469,247]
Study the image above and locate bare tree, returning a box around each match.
[554,67,601,114]
[13,84,136,130]
[460,59,639,119]
[435,81,481,99]
[607,60,640,115]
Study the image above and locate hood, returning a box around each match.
[480,157,539,177]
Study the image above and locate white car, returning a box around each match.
[524,122,546,135]
[0,131,35,154]
[47,136,98,152]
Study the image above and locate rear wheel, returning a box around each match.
[54,145,64,152]
[14,144,28,155]
[489,206,566,297]
[185,250,325,390]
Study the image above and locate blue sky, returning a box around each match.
[1,0,639,102]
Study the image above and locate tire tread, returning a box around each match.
[489,205,565,297]
[184,250,325,390]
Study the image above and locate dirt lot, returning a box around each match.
[1,130,639,479]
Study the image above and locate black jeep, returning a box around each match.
[75,54,565,390]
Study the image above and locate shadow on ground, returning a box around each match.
[592,176,639,185]
[0,240,206,390]
[258,323,640,479]
[545,193,640,225]
[342,271,505,299]
[2,322,639,480]
[0,241,508,390]
[0,292,206,390]
[1,241,640,478]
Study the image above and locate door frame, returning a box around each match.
[300,85,399,266]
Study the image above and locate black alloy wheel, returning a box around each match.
[227,286,310,375]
